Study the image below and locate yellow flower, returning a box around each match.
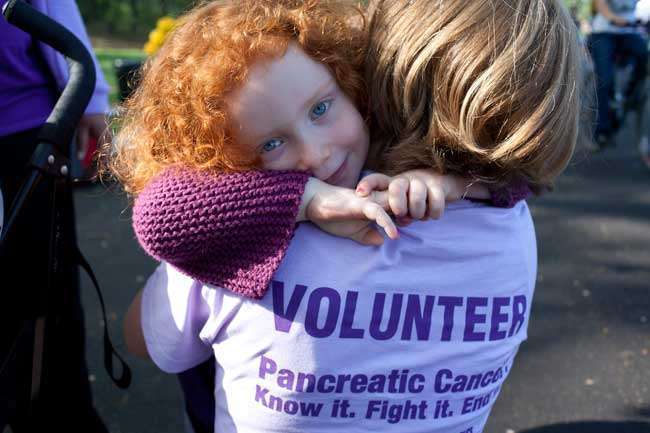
[148,29,166,47]
[143,41,157,56]
[143,16,177,56]
[156,16,176,32]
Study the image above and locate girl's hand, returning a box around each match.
[300,178,398,246]
[355,170,490,222]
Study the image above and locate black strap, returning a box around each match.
[75,246,132,389]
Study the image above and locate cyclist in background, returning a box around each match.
[589,0,648,149]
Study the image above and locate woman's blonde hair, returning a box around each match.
[365,0,586,191]
[107,0,366,196]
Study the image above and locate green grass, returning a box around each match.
[95,48,146,105]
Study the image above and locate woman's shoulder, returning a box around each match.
[427,199,536,261]
[281,199,536,280]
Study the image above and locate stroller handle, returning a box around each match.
[2,0,96,151]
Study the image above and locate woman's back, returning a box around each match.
[142,199,536,433]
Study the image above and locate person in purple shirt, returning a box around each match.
[0,1,110,431]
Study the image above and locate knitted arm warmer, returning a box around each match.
[488,177,533,208]
[133,169,532,299]
[132,168,309,299]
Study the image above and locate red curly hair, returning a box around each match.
[108,0,366,195]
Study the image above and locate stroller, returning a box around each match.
[0,0,130,429]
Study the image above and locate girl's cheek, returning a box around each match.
[260,146,291,170]
[333,107,367,149]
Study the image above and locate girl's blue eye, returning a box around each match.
[261,138,284,153]
[311,100,331,119]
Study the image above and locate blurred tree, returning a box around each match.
[78,0,592,42]
[562,0,594,21]
[77,0,192,41]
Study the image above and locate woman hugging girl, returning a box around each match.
[106,1,586,432]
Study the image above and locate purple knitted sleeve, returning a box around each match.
[133,169,531,299]
[132,168,309,299]
[488,178,533,208]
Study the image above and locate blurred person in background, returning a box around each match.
[0,0,111,431]
[589,0,648,149]
[636,0,650,167]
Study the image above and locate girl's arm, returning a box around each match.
[133,168,396,299]
[133,168,532,299]
[133,168,309,299]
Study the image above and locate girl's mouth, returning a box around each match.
[324,156,348,185]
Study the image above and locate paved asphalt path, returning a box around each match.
[74,131,650,433]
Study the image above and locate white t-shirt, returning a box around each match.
[142,200,537,433]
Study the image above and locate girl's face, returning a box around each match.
[226,43,369,188]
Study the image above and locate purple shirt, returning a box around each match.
[0,0,110,138]
[0,3,57,136]
[143,200,537,433]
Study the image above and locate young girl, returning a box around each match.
[109,0,511,299]
[113,0,583,432]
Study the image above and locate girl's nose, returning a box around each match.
[295,138,331,172]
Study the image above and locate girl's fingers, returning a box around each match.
[427,185,446,219]
[408,179,427,219]
[356,173,392,196]
[362,202,399,240]
[396,216,413,227]
[369,190,390,211]
[388,177,409,217]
